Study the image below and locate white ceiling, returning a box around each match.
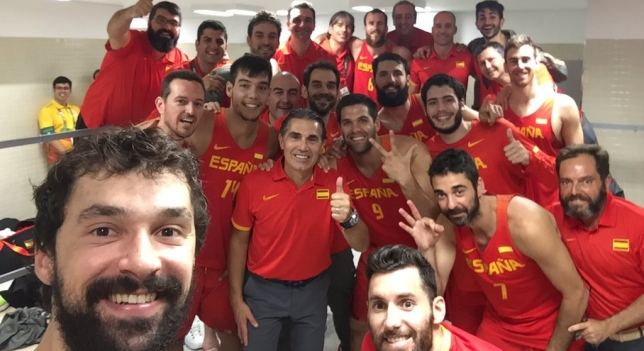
[70,0,588,16]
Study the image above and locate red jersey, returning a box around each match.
[273,37,335,85]
[480,80,505,103]
[319,37,355,92]
[456,195,562,350]
[410,45,475,92]
[504,97,564,158]
[231,159,348,280]
[196,109,270,269]
[378,94,436,143]
[81,30,189,128]
[549,194,644,328]
[362,323,502,351]
[353,43,393,108]
[385,27,434,54]
[259,109,271,125]
[425,119,558,207]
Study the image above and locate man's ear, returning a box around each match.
[431,296,446,324]
[34,249,54,286]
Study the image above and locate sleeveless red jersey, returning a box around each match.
[504,97,564,158]
[336,134,416,249]
[455,195,562,350]
[196,109,270,269]
[378,94,436,143]
[353,43,392,108]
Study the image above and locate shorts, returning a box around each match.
[444,250,486,334]
[351,248,374,321]
[177,265,237,339]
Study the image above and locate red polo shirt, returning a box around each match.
[411,44,475,91]
[273,37,336,86]
[385,27,434,54]
[231,159,350,280]
[549,194,644,328]
[80,30,189,128]
[319,37,355,92]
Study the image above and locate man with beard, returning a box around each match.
[273,2,334,86]
[247,11,282,75]
[32,127,209,351]
[259,72,300,127]
[330,93,438,351]
[316,11,356,95]
[185,54,279,351]
[398,148,588,351]
[361,245,502,351]
[229,108,369,351]
[409,11,476,94]
[352,9,412,109]
[386,1,434,54]
[77,1,188,129]
[549,145,644,351]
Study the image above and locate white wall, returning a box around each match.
[586,0,644,39]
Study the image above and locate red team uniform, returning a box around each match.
[273,38,335,86]
[353,43,393,108]
[186,109,270,333]
[385,27,434,54]
[378,94,437,143]
[336,135,417,321]
[456,195,563,351]
[361,323,503,351]
[410,46,476,92]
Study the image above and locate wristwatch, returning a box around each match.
[341,208,359,229]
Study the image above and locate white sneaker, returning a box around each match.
[184,317,204,350]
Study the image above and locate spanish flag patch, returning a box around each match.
[456,61,466,68]
[535,118,548,125]
[316,189,330,200]
[412,119,424,127]
[254,153,264,160]
[498,246,513,253]
[612,239,630,252]
[382,178,394,184]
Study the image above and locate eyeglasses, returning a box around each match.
[154,15,180,28]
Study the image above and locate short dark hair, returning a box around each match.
[288,1,315,22]
[364,8,388,26]
[33,127,209,257]
[197,20,227,42]
[53,76,72,89]
[373,52,410,75]
[421,74,466,106]
[160,70,205,101]
[505,34,537,61]
[429,148,479,189]
[303,60,339,88]
[230,54,273,85]
[329,11,355,34]
[476,0,505,19]
[556,144,611,182]
[392,0,417,21]
[474,41,505,61]
[150,1,182,22]
[336,94,378,124]
[248,10,282,38]
[366,245,438,300]
[279,108,327,142]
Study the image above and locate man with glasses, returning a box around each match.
[38,76,79,165]
[76,0,189,130]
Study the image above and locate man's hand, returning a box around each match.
[398,200,444,252]
[326,137,347,159]
[331,177,352,223]
[568,319,614,345]
[256,159,275,172]
[203,75,226,93]
[218,269,229,281]
[479,95,504,125]
[414,45,432,59]
[232,301,259,347]
[204,102,221,113]
[129,0,153,18]
[504,129,530,167]
[494,85,512,110]
[317,154,332,173]
[455,43,468,52]
[369,131,416,186]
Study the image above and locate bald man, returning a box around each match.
[260,72,301,126]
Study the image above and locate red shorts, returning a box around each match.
[475,316,584,351]
[351,248,374,321]
[444,250,486,334]
[177,265,237,339]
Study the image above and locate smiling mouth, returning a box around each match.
[108,293,158,304]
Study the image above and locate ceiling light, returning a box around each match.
[276,9,288,16]
[227,9,256,16]
[194,9,234,17]
[352,5,373,12]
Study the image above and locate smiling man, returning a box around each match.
[32,127,208,351]
[38,76,79,165]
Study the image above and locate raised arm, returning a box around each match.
[108,0,153,50]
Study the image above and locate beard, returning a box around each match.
[366,32,386,48]
[345,128,377,154]
[147,27,179,53]
[377,84,409,107]
[561,184,607,219]
[51,267,193,351]
[443,193,481,227]
[481,24,501,40]
[370,315,434,351]
[427,106,463,135]
[309,93,336,117]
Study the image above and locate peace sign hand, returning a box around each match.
[399,200,444,252]
[369,131,417,186]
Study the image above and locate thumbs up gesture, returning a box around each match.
[503,128,530,167]
[331,177,352,223]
